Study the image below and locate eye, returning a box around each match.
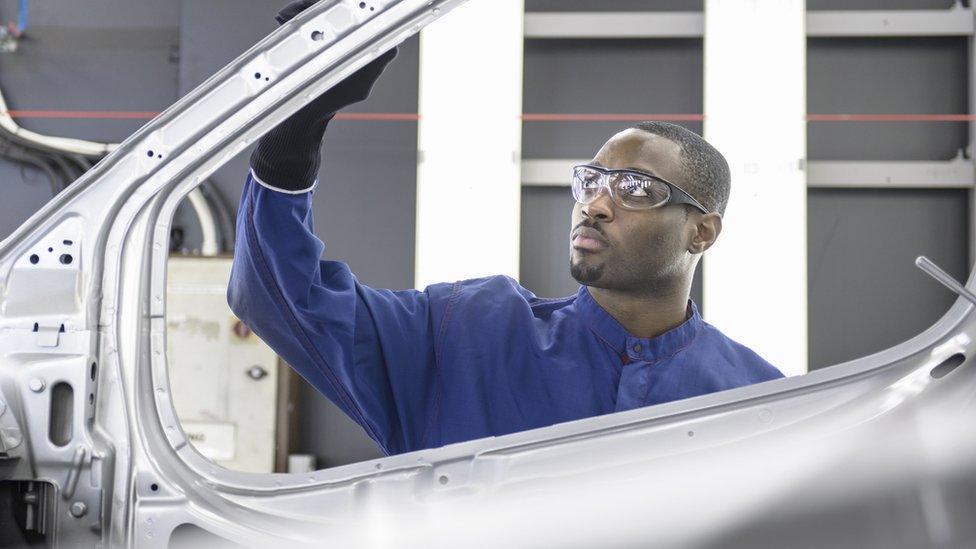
[618,176,670,204]
[618,176,652,197]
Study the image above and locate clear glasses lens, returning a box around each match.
[572,166,604,203]
[572,166,670,210]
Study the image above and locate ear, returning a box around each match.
[689,212,723,254]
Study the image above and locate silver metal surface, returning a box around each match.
[917,256,976,306]
[0,0,973,547]
[69,501,87,518]
[523,7,974,39]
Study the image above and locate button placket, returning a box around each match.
[626,339,645,361]
[615,358,647,412]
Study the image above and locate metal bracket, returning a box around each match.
[62,446,87,500]
[32,323,64,348]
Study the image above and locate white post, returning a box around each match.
[703,0,808,376]
[415,0,524,289]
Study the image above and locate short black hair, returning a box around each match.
[630,122,730,216]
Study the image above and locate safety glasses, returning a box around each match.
[572,164,709,213]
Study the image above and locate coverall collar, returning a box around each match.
[577,286,702,362]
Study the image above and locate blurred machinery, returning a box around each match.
[0,0,293,479]
[166,256,297,474]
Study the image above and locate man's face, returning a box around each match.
[569,129,701,293]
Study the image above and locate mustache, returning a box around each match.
[573,220,606,237]
[571,220,610,243]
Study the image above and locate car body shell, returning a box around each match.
[0,0,973,547]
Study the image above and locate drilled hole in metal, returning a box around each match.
[311,30,324,41]
[90,362,97,381]
[59,254,73,265]
[931,353,966,379]
[29,254,38,264]
[438,475,449,485]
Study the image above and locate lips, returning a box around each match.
[572,227,609,251]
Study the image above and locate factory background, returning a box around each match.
[0,0,970,469]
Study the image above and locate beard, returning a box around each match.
[570,257,606,286]
[571,251,679,295]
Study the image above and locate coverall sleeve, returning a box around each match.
[226,172,448,455]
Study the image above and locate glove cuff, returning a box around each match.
[249,113,335,192]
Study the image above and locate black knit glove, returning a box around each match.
[250,0,398,191]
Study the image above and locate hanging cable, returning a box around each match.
[0,86,114,157]
[42,149,80,183]
[185,189,220,256]
[0,74,225,255]
[0,137,60,195]
[197,181,237,252]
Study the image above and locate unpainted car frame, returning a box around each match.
[0,0,974,547]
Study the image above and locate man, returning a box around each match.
[228,1,783,457]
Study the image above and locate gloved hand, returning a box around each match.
[250,0,398,191]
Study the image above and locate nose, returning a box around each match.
[581,187,615,221]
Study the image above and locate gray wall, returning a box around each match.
[808,189,968,369]
[806,34,970,369]
[808,37,969,161]
[0,1,971,466]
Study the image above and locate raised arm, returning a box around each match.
[227,2,440,455]
[228,174,451,456]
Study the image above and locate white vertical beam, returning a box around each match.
[415,1,524,289]
[703,0,808,376]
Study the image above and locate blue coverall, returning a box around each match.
[227,171,785,456]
